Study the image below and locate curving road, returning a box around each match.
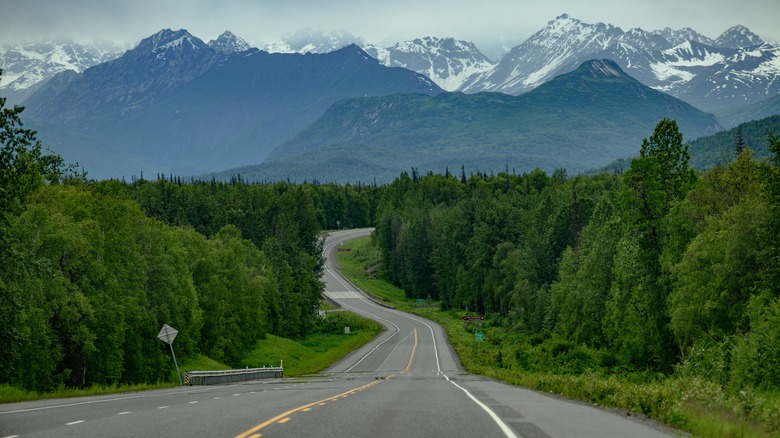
[0,229,676,438]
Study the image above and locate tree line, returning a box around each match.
[374,119,780,392]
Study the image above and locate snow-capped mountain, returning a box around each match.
[458,14,780,111]
[653,27,714,47]
[23,26,442,179]
[207,31,252,54]
[0,39,127,105]
[363,37,495,91]
[24,28,220,121]
[459,14,623,94]
[713,25,764,49]
[646,41,780,110]
[264,29,365,54]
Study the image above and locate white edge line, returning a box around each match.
[450,380,518,438]
[0,387,219,415]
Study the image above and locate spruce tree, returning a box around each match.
[735,127,746,158]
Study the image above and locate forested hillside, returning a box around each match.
[687,115,780,170]
[373,119,780,389]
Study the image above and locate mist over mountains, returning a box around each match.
[1,14,779,181]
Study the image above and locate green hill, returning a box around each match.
[688,115,780,169]
[212,59,721,184]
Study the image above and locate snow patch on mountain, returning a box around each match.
[364,36,495,91]
[0,39,128,104]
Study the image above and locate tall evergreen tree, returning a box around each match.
[735,127,746,158]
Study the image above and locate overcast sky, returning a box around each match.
[2,0,779,59]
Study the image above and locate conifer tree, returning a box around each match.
[735,127,746,158]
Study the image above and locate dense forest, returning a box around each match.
[0,72,378,391]
[374,119,780,392]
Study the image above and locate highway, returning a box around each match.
[0,228,677,437]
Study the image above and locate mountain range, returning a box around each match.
[255,16,779,113]
[210,59,721,183]
[4,15,780,114]
[457,15,779,111]
[2,15,779,182]
[19,29,440,178]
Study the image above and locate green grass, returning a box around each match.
[336,236,780,438]
[241,314,382,376]
[180,354,232,372]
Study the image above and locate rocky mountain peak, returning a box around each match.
[134,28,208,59]
[207,31,252,54]
[654,27,715,47]
[714,25,764,48]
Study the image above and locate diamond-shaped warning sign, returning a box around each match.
[158,324,178,345]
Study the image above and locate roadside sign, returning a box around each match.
[158,324,181,385]
[344,326,351,334]
[476,332,484,342]
[158,324,178,345]
[461,315,484,321]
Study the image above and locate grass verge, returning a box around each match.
[241,312,382,376]
[336,235,780,438]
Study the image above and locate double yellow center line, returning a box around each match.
[236,325,418,438]
[234,377,391,438]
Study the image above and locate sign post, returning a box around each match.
[158,324,182,385]
[475,330,484,355]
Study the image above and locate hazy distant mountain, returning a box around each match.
[0,39,127,105]
[714,93,780,128]
[212,59,721,184]
[264,29,365,54]
[457,14,780,111]
[207,31,252,54]
[363,37,496,91]
[23,29,442,179]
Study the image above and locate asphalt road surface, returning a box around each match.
[0,228,678,438]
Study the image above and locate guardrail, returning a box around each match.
[184,367,283,385]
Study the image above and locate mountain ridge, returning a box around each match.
[216,59,721,184]
[4,16,779,112]
[22,33,442,178]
